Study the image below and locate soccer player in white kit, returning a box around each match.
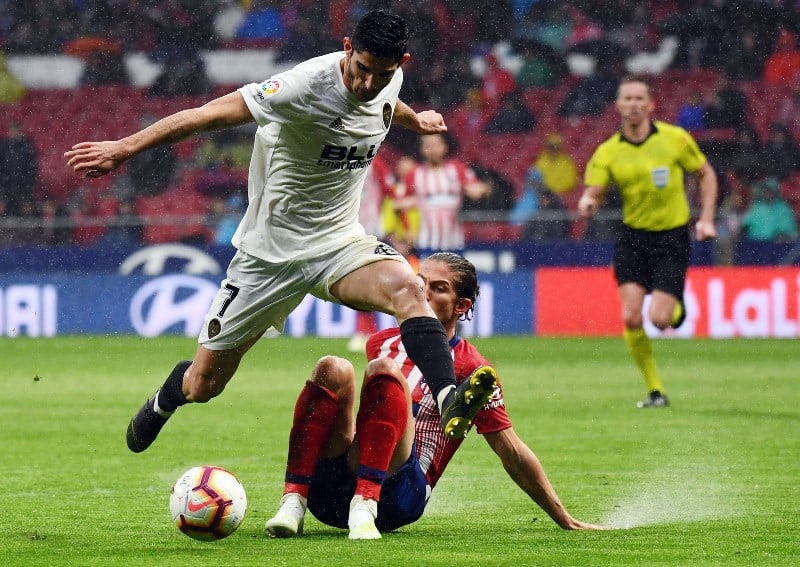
[64,10,496,453]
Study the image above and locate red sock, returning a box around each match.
[284,380,339,499]
[354,374,408,501]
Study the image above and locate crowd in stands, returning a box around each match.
[2,0,800,255]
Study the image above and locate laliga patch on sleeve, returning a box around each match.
[260,79,282,97]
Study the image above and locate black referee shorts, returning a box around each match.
[613,224,691,299]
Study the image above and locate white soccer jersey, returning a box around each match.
[236,51,403,262]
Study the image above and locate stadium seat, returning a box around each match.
[95,196,121,218]
[70,212,106,245]
[780,175,800,206]
[463,221,522,244]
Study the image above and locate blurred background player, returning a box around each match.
[266,252,606,539]
[349,153,420,352]
[348,153,398,353]
[404,132,479,252]
[578,76,717,408]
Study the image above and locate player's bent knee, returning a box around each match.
[648,308,673,329]
[365,357,403,382]
[650,317,671,330]
[313,355,355,390]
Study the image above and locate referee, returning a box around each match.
[578,75,718,408]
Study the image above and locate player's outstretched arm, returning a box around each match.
[693,161,718,241]
[577,185,604,219]
[392,99,447,135]
[64,91,253,178]
[484,427,608,530]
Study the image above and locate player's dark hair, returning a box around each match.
[426,252,480,321]
[351,9,408,61]
[618,75,653,98]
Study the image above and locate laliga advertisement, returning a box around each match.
[536,267,800,338]
[1,244,797,339]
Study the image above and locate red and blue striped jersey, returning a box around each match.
[366,327,512,488]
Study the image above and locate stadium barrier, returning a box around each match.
[3,238,798,275]
[536,266,800,338]
[0,272,529,338]
[1,243,799,339]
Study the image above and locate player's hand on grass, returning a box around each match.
[558,517,610,530]
[64,141,128,178]
[570,520,611,530]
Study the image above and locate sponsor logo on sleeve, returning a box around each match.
[260,79,282,96]
[382,102,392,129]
[207,318,222,339]
[374,243,400,256]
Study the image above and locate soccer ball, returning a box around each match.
[169,465,247,541]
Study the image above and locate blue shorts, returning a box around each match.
[307,447,429,533]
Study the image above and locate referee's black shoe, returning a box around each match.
[126,394,170,453]
[636,390,670,408]
[440,366,498,439]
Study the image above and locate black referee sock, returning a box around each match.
[399,316,456,403]
[156,360,191,413]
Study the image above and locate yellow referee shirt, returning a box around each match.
[584,121,707,231]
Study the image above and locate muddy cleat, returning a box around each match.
[266,493,307,538]
[126,395,170,453]
[636,390,670,408]
[440,365,498,439]
[348,495,381,540]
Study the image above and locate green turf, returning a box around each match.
[1,336,798,566]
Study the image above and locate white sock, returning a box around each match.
[436,385,456,412]
[153,391,173,418]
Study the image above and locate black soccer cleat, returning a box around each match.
[636,390,670,409]
[126,394,170,453]
[440,365,498,439]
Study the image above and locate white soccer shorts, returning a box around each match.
[198,235,408,350]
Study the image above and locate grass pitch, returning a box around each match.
[1,336,798,566]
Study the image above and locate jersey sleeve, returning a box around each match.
[471,374,513,434]
[238,69,309,127]
[675,126,707,173]
[454,341,513,434]
[583,144,612,188]
[366,327,400,361]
